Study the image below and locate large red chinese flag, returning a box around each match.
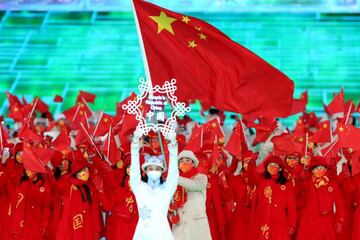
[133,0,294,117]
[337,124,360,150]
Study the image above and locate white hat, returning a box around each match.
[141,154,166,171]
[178,150,199,167]
[56,113,66,121]
[34,117,48,126]
[14,122,22,132]
[44,127,60,139]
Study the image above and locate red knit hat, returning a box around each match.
[263,155,284,169]
[12,142,23,155]
[285,152,302,158]
[309,155,329,169]
[51,151,64,168]
[71,150,88,174]
[147,130,159,139]
[242,151,258,162]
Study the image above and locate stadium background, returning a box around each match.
[0,0,359,127]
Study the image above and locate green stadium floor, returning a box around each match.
[0,11,359,125]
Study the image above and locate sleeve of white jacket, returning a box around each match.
[165,141,179,195]
[130,140,141,194]
[178,173,207,192]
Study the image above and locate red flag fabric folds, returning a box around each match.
[23,143,51,173]
[309,120,331,144]
[289,91,308,116]
[133,0,294,117]
[77,90,96,103]
[324,89,344,116]
[52,130,71,151]
[225,121,248,159]
[53,95,63,103]
[337,124,360,150]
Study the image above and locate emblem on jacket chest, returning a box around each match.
[264,186,272,204]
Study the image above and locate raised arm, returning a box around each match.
[165,132,179,194]
[178,174,208,192]
[130,130,142,194]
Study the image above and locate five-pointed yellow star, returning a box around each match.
[339,126,344,132]
[182,16,190,24]
[199,33,207,40]
[188,40,197,48]
[150,11,177,35]
[323,124,328,129]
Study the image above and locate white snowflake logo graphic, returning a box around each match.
[122,78,191,137]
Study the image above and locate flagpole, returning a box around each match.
[131,0,152,85]
[81,97,93,116]
[29,98,38,119]
[345,104,353,125]
[323,139,339,157]
[0,125,3,152]
[72,105,81,122]
[304,132,308,156]
[92,111,104,137]
[107,126,112,162]
[239,119,248,149]
[79,122,111,165]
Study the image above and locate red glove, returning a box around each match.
[92,175,104,193]
[288,226,295,235]
[335,222,343,234]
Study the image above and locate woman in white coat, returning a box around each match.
[130,130,178,240]
[172,150,212,240]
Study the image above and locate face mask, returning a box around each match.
[77,169,90,182]
[242,160,250,171]
[116,160,124,169]
[180,162,193,173]
[215,159,225,168]
[267,165,280,176]
[286,158,299,168]
[313,168,327,178]
[35,125,45,134]
[147,170,162,181]
[61,160,69,171]
[26,170,36,180]
[16,152,23,164]
[58,120,65,126]
[151,139,160,150]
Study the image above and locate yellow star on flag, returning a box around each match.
[182,16,190,24]
[323,124,328,129]
[199,33,207,40]
[149,11,177,35]
[339,126,344,132]
[188,40,197,48]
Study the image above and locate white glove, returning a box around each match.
[166,131,177,145]
[1,148,10,164]
[132,129,143,144]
